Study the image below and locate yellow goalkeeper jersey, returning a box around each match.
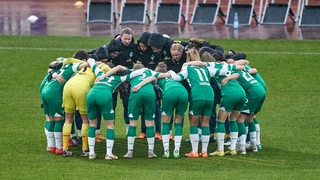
[66,63,110,90]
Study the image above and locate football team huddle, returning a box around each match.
[40,27,266,160]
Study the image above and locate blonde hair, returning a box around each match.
[201,51,216,62]
[133,62,144,70]
[120,26,134,36]
[186,48,201,62]
[155,62,167,73]
[170,42,184,52]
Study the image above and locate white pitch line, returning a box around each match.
[246,51,320,55]
[0,47,79,51]
[1,47,320,55]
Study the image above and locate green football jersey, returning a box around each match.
[91,64,126,93]
[244,64,267,90]
[157,76,185,94]
[129,69,156,95]
[214,62,240,89]
[235,69,265,96]
[42,63,82,95]
[173,65,214,101]
[89,62,146,93]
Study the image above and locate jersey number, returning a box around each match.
[107,76,115,83]
[195,68,209,82]
[241,71,254,82]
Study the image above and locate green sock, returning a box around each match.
[48,121,55,132]
[202,126,210,136]
[229,120,238,133]
[54,120,64,132]
[45,121,49,130]
[244,121,248,127]
[190,126,198,134]
[88,126,96,138]
[162,123,170,135]
[174,123,182,136]
[146,126,155,138]
[248,121,256,132]
[106,129,115,140]
[238,122,246,136]
[216,121,225,133]
[127,126,136,137]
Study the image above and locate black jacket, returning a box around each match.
[113,38,139,69]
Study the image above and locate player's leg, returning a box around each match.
[124,94,140,158]
[61,85,76,156]
[104,120,117,160]
[95,113,106,142]
[200,115,210,158]
[171,91,188,158]
[173,115,184,158]
[88,119,97,159]
[138,112,146,139]
[254,117,262,150]
[53,116,64,155]
[79,112,89,156]
[225,111,240,155]
[210,109,227,157]
[51,96,65,155]
[144,94,157,158]
[73,110,83,144]
[199,100,213,158]
[160,93,175,158]
[62,111,74,156]
[237,113,248,155]
[161,115,172,158]
[185,101,200,158]
[69,118,77,147]
[124,119,137,159]
[44,115,50,151]
[185,115,200,158]
[246,115,257,152]
[47,118,56,153]
[253,94,266,150]
[86,93,99,159]
[42,95,56,153]
[102,99,118,160]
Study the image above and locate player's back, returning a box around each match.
[66,67,95,90]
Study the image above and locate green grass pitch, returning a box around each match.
[0,35,319,179]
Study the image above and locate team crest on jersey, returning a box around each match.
[129,52,133,58]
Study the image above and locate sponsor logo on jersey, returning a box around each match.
[199,82,210,86]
